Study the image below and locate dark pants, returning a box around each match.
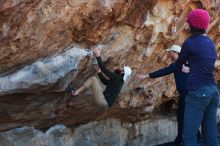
[175,93,202,144]
[183,86,219,146]
[175,94,186,144]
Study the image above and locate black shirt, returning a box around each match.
[96,57,124,106]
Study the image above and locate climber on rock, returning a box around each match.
[136,45,201,146]
[70,47,132,108]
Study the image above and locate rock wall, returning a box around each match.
[0,109,220,146]
[0,118,177,146]
[0,0,220,142]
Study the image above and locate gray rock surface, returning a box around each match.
[0,47,88,95]
[0,117,177,146]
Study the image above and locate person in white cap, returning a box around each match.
[71,47,132,108]
[136,45,201,146]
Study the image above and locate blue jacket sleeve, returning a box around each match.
[175,39,192,69]
[149,63,176,78]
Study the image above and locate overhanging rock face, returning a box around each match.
[0,47,88,95]
[0,0,220,137]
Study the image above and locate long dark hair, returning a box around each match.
[189,24,206,35]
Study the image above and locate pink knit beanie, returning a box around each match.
[187,9,210,29]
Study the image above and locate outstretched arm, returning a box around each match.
[136,39,193,81]
[149,63,176,78]
[136,63,176,81]
[97,68,109,85]
[93,47,117,79]
[96,57,116,79]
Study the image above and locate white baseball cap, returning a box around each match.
[123,66,132,81]
[166,45,181,53]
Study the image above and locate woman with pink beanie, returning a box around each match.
[175,9,219,146]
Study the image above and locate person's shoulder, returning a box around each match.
[189,34,208,41]
[183,36,194,44]
[203,35,215,43]
[182,36,195,50]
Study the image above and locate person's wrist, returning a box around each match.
[75,90,79,95]
[145,74,149,78]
